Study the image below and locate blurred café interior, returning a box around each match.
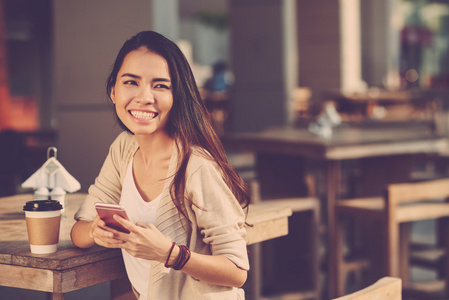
[2,0,449,299]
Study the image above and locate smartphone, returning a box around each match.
[95,202,130,233]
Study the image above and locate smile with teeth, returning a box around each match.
[129,110,158,120]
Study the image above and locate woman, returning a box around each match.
[71,31,250,299]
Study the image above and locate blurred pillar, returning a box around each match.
[228,0,297,132]
[296,1,341,100]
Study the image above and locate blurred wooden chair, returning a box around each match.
[245,179,321,300]
[334,178,449,297]
[332,277,402,300]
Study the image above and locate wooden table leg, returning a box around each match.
[47,292,64,300]
[399,222,412,283]
[327,160,341,298]
[445,220,449,297]
[246,243,262,300]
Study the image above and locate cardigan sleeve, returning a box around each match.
[74,132,135,221]
[186,157,249,271]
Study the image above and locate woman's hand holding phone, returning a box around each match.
[93,202,173,262]
[89,203,130,248]
[88,215,123,247]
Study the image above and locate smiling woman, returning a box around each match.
[71,31,250,300]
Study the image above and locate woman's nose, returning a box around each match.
[136,86,154,104]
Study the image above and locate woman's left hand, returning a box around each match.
[112,214,173,263]
[114,216,247,287]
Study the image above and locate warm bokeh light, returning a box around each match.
[405,68,419,82]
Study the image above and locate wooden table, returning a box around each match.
[0,193,291,299]
[222,125,449,297]
[0,193,130,300]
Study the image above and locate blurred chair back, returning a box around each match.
[334,177,449,298]
[332,277,401,300]
[387,178,449,206]
[0,130,26,196]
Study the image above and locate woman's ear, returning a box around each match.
[110,86,116,104]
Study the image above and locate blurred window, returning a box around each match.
[0,0,52,131]
[396,0,449,89]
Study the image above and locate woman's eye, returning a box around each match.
[154,84,170,90]
[124,80,137,86]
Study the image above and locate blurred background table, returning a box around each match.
[222,125,449,297]
[323,88,444,129]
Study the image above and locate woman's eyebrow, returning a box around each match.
[121,73,140,79]
[120,73,170,83]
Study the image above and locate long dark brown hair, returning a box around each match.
[106,31,249,218]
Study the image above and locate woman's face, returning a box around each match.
[110,47,173,136]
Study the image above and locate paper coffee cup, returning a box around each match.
[23,200,63,254]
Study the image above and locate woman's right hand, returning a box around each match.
[89,216,125,248]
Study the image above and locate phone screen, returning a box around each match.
[95,203,130,233]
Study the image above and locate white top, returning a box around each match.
[120,157,161,300]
